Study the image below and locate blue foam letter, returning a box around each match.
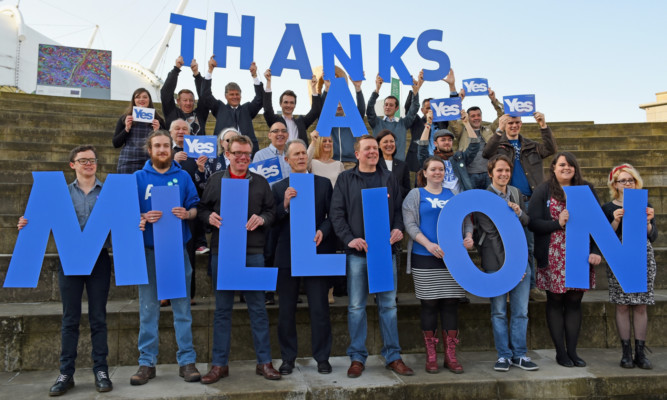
[564,186,647,292]
[378,34,414,85]
[416,29,450,81]
[4,172,147,288]
[289,174,346,276]
[362,188,394,293]
[315,78,367,138]
[213,12,255,69]
[269,24,312,79]
[169,13,207,65]
[217,178,278,290]
[437,190,527,298]
[151,186,187,300]
[321,33,364,81]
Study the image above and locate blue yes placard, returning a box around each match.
[503,94,535,117]
[430,97,462,122]
[462,78,488,96]
[248,157,283,184]
[184,135,217,158]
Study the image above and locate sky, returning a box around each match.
[6,0,667,124]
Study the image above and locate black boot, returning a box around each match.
[634,340,653,369]
[620,340,634,368]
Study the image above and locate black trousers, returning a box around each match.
[59,249,111,375]
[277,268,332,362]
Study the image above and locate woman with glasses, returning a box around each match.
[528,152,602,368]
[113,88,166,174]
[603,164,657,369]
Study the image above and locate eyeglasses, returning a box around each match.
[270,129,288,134]
[74,158,97,165]
[617,178,635,186]
[228,151,252,159]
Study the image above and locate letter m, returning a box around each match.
[3,172,148,288]
[564,186,647,292]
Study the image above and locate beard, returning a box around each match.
[152,154,173,170]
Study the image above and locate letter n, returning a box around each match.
[564,186,647,292]
[3,172,148,288]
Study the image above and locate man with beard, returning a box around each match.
[131,130,201,385]
[417,110,480,192]
[161,56,210,135]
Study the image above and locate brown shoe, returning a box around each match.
[130,366,156,385]
[201,365,229,384]
[347,361,365,378]
[255,362,281,380]
[178,363,201,382]
[386,359,414,376]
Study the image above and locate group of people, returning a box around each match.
[26,57,657,397]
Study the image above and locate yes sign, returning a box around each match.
[248,157,283,184]
[503,95,535,117]
[184,135,217,158]
[132,107,155,123]
[430,97,462,122]
[462,78,488,96]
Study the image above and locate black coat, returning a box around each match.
[272,175,335,269]
[161,66,210,135]
[263,91,322,146]
[378,157,411,200]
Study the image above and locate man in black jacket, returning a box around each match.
[263,69,322,145]
[197,135,280,383]
[272,139,335,375]
[161,56,210,135]
[200,56,264,155]
[329,135,413,378]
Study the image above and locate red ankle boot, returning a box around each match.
[443,330,463,373]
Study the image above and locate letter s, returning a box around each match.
[416,29,450,81]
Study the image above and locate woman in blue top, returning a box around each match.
[403,156,474,374]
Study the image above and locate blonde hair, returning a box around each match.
[313,136,333,160]
[608,163,643,200]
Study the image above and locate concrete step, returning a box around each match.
[553,135,667,151]
[0,290,666,372]
[0,144,119,164]
[521,122,667,137]
[2,350,667,399]
[565,149,666,168]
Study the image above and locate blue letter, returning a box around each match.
[151,186,187,300]
[437,190,527,298]
[4,172,147,288]
[416,29,450,81]
[213,12,255,69]
[315,78,367,138]
[378,34,414,85]
[289,173,346,276]
[169,13,207,65]
[362,188,394,293]
[321,33,364,81]
[564,186,647,292]
[217,178,278,290]
[269,24,312,79]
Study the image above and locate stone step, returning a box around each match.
[551,135,667,150]
[0,290,666,372]
[521,121,667,137]
[565,149,666,168]
[2,350,667,399]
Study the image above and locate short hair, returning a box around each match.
[467,106,481,114]
[285,139,307,158]
[487,154,513,176]
[145,130,173,151]
[225,82,242,94]
[227,134,252,150]
[169,118,190,132]
[354,134,377,152]
[417,156,445,187]
[608,163,643,200]
[279,90,297,104]
[384,95,399,108]
[69,144,97,163]
[176,89,194,100]
[375,129,397,157]
[422,98,433,106]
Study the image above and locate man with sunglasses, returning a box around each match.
[161,56,210,135]
[198,135,280,383]
[17,145,114,396]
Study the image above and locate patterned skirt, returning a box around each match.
[411,253,465,300]
[607,240,657,305]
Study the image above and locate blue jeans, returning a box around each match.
[346,253,400,365]
[489,266,531,359]
[211,253,272,366]
[138,247,196,367]
[470,172,491,190]
[59,249,110,376]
